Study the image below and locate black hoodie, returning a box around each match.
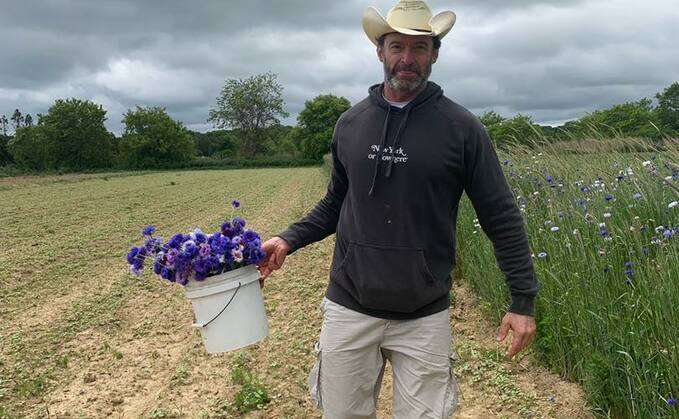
[277,82,539,320]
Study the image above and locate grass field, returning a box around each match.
[458,143,679,418]
[0,167,591,418]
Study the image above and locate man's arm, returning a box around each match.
[462,120,539,359]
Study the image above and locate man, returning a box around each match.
[258,1,540,417]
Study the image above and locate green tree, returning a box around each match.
[0,115,8,135]
[655,82,679,134]
[40,98,114,170]
[575,99,659,139]
[24,114,33,127]
[191,129,237,158]
[10,109,23,131]
[208,72,289,158]
[119,106,195,169]
[297,94,351,160]
[7,125,54,170]
[0,134,14,165]
[485,114,542,146]
[479,110,505,128]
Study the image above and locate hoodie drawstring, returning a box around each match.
[368,106,413,196]
[368,107,391,196]
[385,106,412,179]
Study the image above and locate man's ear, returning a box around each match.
[432,48,439,63]
[377,45,384,63]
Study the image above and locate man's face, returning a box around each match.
[378,33,439,94]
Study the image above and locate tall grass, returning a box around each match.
[457,138,679,418]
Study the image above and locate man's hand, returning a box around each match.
[496,312,536,359]
[257,236,291,287]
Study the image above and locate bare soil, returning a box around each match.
[0,168,593,418]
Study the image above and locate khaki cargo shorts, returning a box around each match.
[308,298,459,419]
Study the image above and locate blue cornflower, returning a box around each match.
[667,397,677,407]
[537,252,548,258]
[233,217,246,229]
[633,192,642,200]
[624,261,634,276]
[160,267,175,282]
[232,199,241,208]
[243,229,260,243]
[546,175,554,184]
[127,247,140,264]
[168,233,186,249]
[142,225,156,236]
[599,225,609,238]
[221,221,235,238]
[664,229,674,239]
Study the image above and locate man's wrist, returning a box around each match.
[509,295,536,317]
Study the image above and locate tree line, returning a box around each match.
[480,82,679,146]
[1,75,677,173]
[0,72,350,172]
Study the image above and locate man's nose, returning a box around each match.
[400,48,415,64]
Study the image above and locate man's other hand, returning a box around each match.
[496,312,537,359]
[257,236,291,286]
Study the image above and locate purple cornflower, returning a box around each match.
[664,229,674,239]
[231,199,241,208]
[667,397,677,407]
[599,224,609,238]
[142,225,156,236]
[633,192,642,200]
[624,261,634,276]
[199,243,211,258]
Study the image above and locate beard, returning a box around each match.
[384,59,433,94]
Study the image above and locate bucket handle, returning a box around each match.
[192,281,242,329]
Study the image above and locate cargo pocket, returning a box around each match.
[308,341,323,410]
[336,241,447,313]
[443,350,460,418]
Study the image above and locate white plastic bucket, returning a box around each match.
[184,264,268,353]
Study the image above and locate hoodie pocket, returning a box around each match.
[334,241,447,313]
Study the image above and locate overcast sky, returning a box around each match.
[1,0,678,135]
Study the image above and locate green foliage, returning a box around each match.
[479,110,505,127]
[457,145,679,418]
[656,82,679,134]
[229,352,269,414]
[208,72,289,157]
[574,98,661,139]
[119,106,195,169]
[297,94,351,160]
[191,129,236,157]
[7,125,54,170]
[42,98,114,170]
[0,135,13,166]
[482,113,543,146]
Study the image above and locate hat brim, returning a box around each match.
[362,7,456,46]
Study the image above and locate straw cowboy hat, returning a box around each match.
[362,0,456,46]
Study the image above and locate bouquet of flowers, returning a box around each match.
[126,200,266,285]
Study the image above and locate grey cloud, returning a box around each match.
[1,0,678,135]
